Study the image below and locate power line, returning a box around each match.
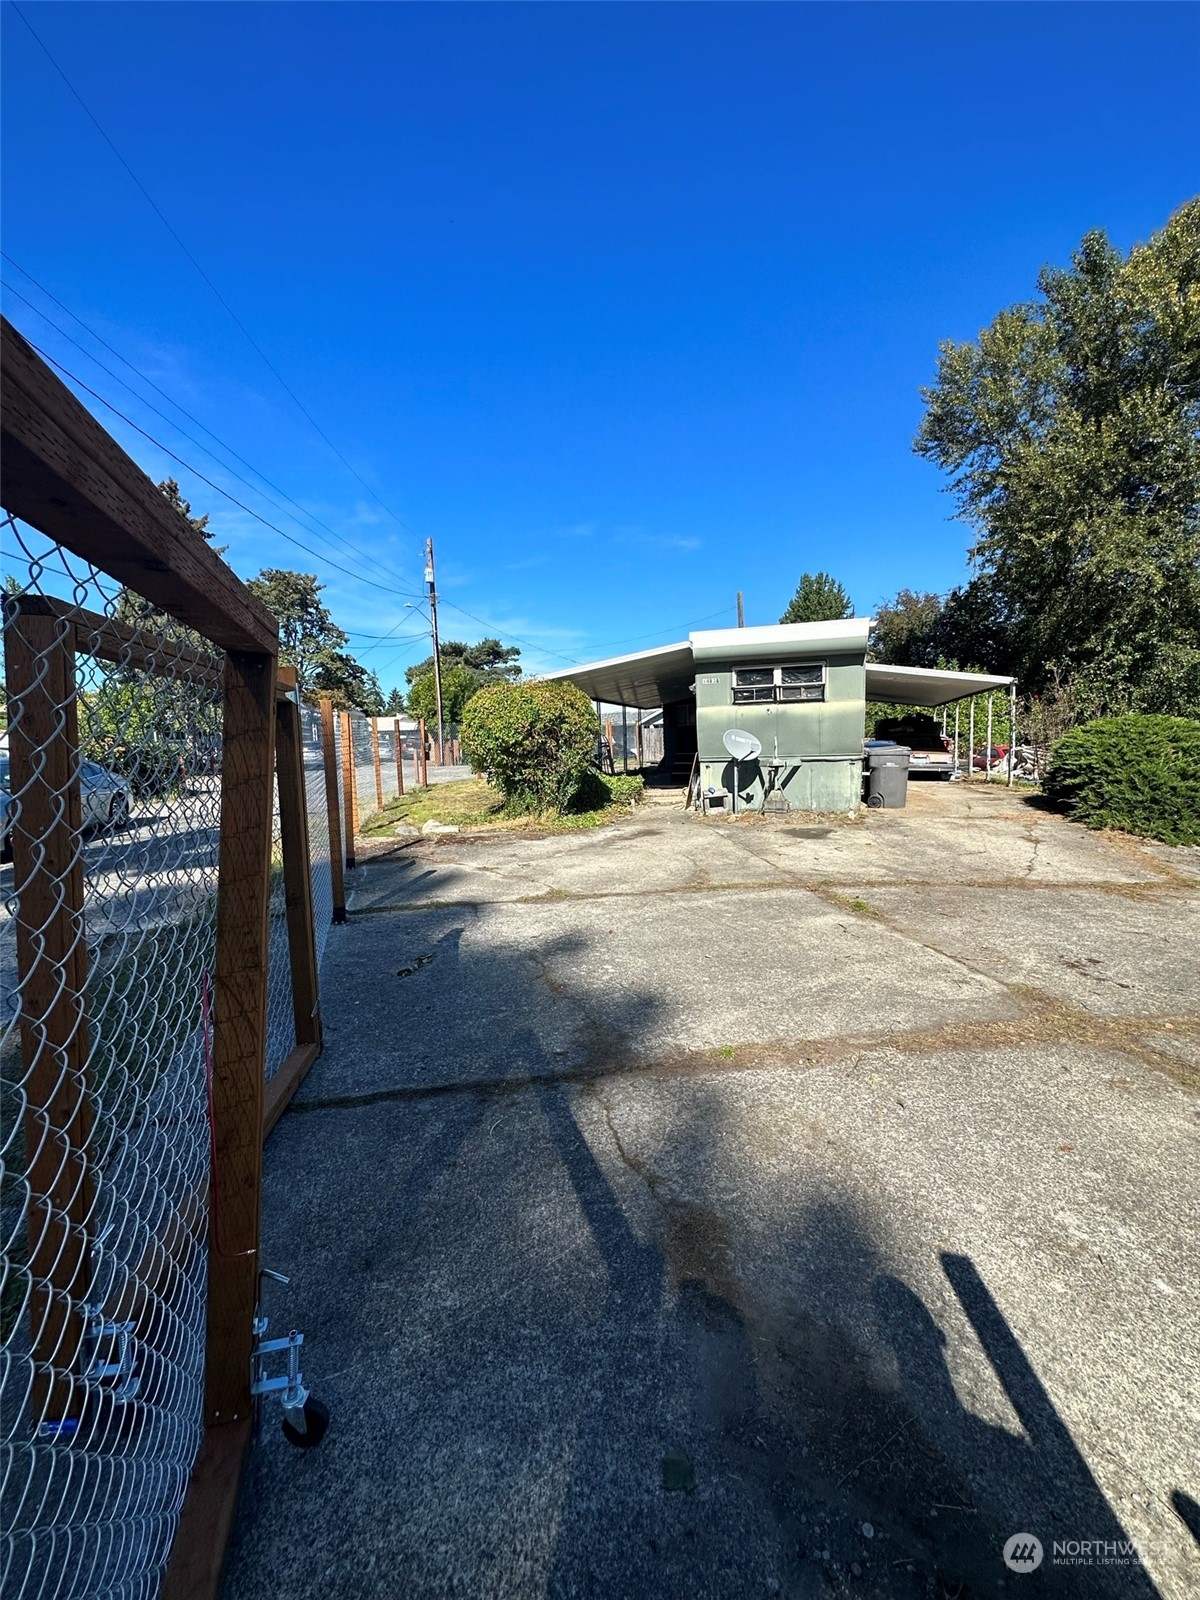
[10,1,421,539]
[22,334,430,603]
[1,255,426,590]
[2,278,428,599]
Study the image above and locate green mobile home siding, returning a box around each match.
[694,652,866,812]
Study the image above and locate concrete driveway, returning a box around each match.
[223,783,1200,1600]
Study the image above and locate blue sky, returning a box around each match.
[2,2,1197,691]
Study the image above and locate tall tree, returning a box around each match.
[245,568,381,711]
[407,662,482,725]
[869,589,945,666]
[916,199,1200,714]
[404,636,521,688]
[383,686,407,716]
[780,572,853,625]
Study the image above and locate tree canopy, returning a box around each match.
[245,567,383,712]
[404,635,522,722]
[403,637,521,688]
[780,572,854,625]
[915,199,1200,716]
[407,662,482,726]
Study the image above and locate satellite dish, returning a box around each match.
[722,728,762,762]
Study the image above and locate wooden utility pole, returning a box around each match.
[425,538,445,764]
[736,592,745,627]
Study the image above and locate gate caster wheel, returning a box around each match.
[866,794,885,809]
[282,1396,330,1448]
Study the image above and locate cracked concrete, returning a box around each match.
[223,782,1200,1600]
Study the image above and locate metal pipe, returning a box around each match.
[621,705,629,774]
[986,694,994,781]
[1008,682,1017,787]
[954,704,960,776]
[968,699,975,782]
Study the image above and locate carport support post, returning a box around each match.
[1008,682,1017,788]
[621,704,629,774]
[968,699,975,782]
[986,695,994,780]
[953,704,960,776]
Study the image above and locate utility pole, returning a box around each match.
[424,537,446,764]
[736,591,745,627]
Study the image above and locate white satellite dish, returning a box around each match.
[722,728,763,762]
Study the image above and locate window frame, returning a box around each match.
[730,660,827,705]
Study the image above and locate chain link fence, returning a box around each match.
[2,514,219,1599]
[0,531,349,1595]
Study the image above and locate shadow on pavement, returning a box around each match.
[223,855,1164,1600]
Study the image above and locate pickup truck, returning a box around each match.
[872,714,953,778]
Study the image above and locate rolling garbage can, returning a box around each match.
[864,742,910,809]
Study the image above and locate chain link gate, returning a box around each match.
[1,316,334,1599]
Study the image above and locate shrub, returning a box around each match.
[569,770,645,812]
[1042,714,1200,845]
[461,679,598,813]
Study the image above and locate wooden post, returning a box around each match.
[319,700,346,924]
[274,681,321,1058]
[418,718,428,786]
[371,717,384,809]
[394,717,405,796]
[339,710,357,871]
[3,602,94,1425]
[205,648,277,1427]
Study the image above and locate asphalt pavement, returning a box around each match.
[222,784,1200,1600]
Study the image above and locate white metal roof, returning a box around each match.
[542,618,1013,710]
[865,662,1015,707]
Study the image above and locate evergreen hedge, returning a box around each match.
[1042,715,1200,845]
[461,679,598,813]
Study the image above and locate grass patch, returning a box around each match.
[361,773,645,840]
[824,890,881,918]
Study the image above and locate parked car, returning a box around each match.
[0,754,131,863]
[0,753,11,862]
[872,714,953,779]
[81,760,133,829]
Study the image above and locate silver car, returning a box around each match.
[1,753,131,861]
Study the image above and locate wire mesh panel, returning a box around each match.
[350,712,376,824]
[2,516,216,1599]
[262,772,294,1087]
[299,705,335,972]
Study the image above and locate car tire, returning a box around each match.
[109,793,131,829]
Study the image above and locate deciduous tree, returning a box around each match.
[915,200,1200,715]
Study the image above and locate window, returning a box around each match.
[731,662,825,705]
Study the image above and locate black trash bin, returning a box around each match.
[864,742,910,809]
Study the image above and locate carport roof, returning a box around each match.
[541,621,1014,709]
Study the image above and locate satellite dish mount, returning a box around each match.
[721,728,763,815]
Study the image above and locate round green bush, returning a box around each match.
[460,679,598,813]
[1043,714,1200,845]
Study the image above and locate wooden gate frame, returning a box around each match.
[1,316,321,1599]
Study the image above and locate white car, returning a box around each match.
[1,754,131,861]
